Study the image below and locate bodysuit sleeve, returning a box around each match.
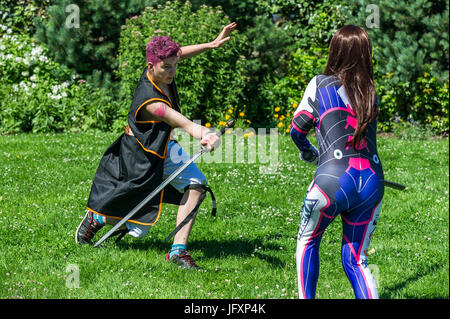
[290,76,319,152]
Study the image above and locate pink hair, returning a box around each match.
[146,36,181,65]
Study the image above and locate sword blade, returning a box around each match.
[384,180,406,191]
[93,149,204,248]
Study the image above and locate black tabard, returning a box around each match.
[86,68,183,225]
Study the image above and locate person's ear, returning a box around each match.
[148,62,154,70]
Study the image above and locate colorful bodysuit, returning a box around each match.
[290,75,384,299]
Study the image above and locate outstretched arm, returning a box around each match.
[144,102,220,151]
[180,22,237,60]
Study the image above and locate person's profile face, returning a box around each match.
[149,55,179,84]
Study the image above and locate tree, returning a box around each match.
[348,0,449,83]
[33,0,160,88]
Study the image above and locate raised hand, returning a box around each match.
[211,22,237,48]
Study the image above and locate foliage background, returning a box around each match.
[1,0,449,134]
[0,0,448,301]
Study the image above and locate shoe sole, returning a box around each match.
[165,253,201,270]
[75,211,90,245]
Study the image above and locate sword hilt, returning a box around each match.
[219,118,236,136]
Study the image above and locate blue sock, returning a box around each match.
[169,244,186,258]
[92,213,105,225]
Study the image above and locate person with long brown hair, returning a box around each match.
[290,25,384,299]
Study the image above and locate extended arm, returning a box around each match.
[144,102,219,151]
[180,22,237,60]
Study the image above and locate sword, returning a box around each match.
[383,180,406,191]
[93,119,236,248]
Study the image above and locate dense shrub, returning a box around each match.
[348,0,449,83]
[260,46,328,133]
[0,26,122,134]
[33,0,161,88]
[1,0,448,135]
[0,0,49,34]
[376,71,449,133]
[260,0,449,134]
[346,0,449,133]
[116,0,249,126]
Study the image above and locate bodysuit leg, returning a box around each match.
[296,183,337,299]
[341,200,382,299]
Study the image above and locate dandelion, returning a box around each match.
[225,114,230,120]
[239,112,245,117]
[243,131,254,139]
[228,109,233,114]
[279,115,285,121]
[275,107,281,112]
[205,123,211,128]
[292,103,298,108]
[277,122,283,128]
[274,114,279,118]
[285,128,290,133]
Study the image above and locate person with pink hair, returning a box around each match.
[76,23,238,269]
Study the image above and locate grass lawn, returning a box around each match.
[0,131,448,299]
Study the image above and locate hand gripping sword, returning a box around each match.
[93,119,236,248]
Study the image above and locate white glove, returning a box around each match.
[300,144,319,166]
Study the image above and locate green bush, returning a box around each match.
[376,70,449,133]
[33,0,161,88]
[116,1,248,126]
[259,46,328,132]
[0,28,123,134]
[348,0,449,83]
[0,0,49,34]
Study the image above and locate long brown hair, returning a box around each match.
[324,25,378,149]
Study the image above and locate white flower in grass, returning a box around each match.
[47,92,62,100]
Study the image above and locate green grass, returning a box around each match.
[0,132,448,299]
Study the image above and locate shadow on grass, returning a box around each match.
[380,262,447,299]
[115,237,286,267]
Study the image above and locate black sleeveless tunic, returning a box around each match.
[86,68,183,225]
